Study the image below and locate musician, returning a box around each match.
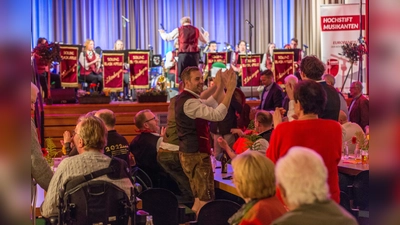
[285,38,302,80]
[164,39,179,87]
[113,39,131,100]
[206,41,218,53]
[260,43,276,72]
[32,37,61,99]
[230,40,248,87]
[79,39,103,92]
[158,16,209,78]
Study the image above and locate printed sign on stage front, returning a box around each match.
[240,55,261,87]
[60,46,79,88]
[273,52,295,85]
[102,53,125,91]
[128,51,150,88]
[206,52,228,70]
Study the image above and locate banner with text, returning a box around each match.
[206,52,229,70]
[102,53,125,91]
[129,51,150,88]
[273,52,295,85]
[321,3,366,93]
[60,46,79,88]
[240,54,262,87]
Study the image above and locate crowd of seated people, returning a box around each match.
[31,48,368,224]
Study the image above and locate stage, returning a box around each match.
[42,100,261,150]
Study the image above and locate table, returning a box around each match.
[213,163,240,197]
[338,158,369,176]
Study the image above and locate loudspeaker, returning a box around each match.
[50,88,76,104]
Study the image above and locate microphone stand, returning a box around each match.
[247,21,257,100]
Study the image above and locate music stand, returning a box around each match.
[237,54,264,100]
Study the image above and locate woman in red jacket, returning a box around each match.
[266,80,342,203]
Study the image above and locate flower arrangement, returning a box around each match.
[352,131,369,151]
[42,137,65,166]
[244,133,263,151]
[340,43,366,63]
[137,87,167,97]
[33,42,61,65]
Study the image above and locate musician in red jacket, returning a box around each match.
[159,16,209,79]
[79,39,103,92]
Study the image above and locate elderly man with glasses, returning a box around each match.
[129,109,174,190]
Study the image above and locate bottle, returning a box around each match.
[145,215,154,225]
[221,152,228,173]
[343,142,349,160]
[210,148,217,173]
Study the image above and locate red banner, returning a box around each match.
[60,46,79,87]
[102,53,124,91]
[206,52,228,70]
[273,52,295,85]
[240,55,262,86]
[129,51,150,88]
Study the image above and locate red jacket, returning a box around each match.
[266,119,342,203]
[178,25,199,53]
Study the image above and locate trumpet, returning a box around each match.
[202,64,209,82]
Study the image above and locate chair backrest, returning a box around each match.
[197,200,241,225]
[132,166,153,194]
[353,170,369,210]
[138,188,179,225]
[61,180,131,225]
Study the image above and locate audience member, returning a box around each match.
[349,81,369,131]
[287,56,340,121]
[129,109,166,188]
[282,75,298,119]
[219,110,273,158]
[322,74,349,118]
[272,147,357,225]
[258,69,283,111]
[31,83,53,194]
[267,80,342,203]
[157,83,193,202]
[175,66,236,213]
[228,151,287,225]
[339,110,364,154]
[95,109,130,164]
[41,115,133,218]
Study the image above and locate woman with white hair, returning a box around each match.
[272,147,357,225]
[228,151,287,225]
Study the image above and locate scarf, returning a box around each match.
[228,199,259,225]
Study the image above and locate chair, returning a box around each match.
[138,188,179,225]
[55,180,133,225]
[197,200,241,225]
[353,171,369,211]
[131,167,153,194]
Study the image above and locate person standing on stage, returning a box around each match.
[164,39,180,88]
[260,43,276,72]
[158,16,209,79]
[79,39,103,92]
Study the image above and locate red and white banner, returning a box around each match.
[60,46,79,88]
[240,54,262,87]
[273,52,295,85]
[206,52,229,70]
[128,51,150,88]
[320,3,367,93]
[102,53,124,92]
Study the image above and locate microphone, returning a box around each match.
[303,44,309,49]
[245,19,254,28]
[121,15,129,22]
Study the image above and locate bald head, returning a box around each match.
[31,82,39,110]
[338,110,348,125]
[322,74,335,86]
[95,109,116,130]
[284,74,298,87]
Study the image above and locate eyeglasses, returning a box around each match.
[72,131,80,136]
[144,117,156,123]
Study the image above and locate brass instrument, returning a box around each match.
[202,64,209,82]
